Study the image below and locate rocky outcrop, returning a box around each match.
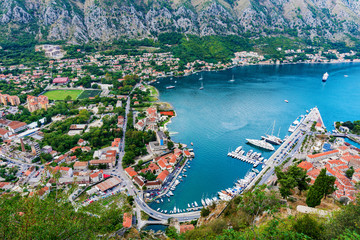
[1,0,360,43]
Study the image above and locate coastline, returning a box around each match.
[156,59,360,80]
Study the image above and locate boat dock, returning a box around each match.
[227,146,265,167]
[186,206,203,211]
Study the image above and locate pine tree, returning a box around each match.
[306,184,323,207]
[306,168,336,207]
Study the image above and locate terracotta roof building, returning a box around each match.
[53,77,69,84]
[306,150,340,162]
[298,161,313,172]
[125,167,137,178]
[73,161,88,171]
[180,224,194,234]
[123,213,132,228]
[7,121,27,133]
[95,177,121,192]
[157,170,169,183]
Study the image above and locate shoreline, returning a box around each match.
[153,59,360,81]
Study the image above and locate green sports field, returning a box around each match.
[77,90,102,99]
[43,90,83,100]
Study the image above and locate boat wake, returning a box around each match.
[221,121,248,131]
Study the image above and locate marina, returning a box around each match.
[227,146,266,167]
[150,63,360,214]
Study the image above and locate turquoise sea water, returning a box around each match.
[149,63,360,212]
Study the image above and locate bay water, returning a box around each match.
[149,63,360,212]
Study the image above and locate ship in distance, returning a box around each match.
[246,139,275,151]
[322,72,329,82]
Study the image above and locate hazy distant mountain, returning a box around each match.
[1,0,360,44]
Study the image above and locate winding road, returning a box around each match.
[114,84,200,222]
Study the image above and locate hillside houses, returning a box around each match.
[124,148,184,190]
[299,144,360,202]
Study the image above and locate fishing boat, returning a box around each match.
[284,100,289,103]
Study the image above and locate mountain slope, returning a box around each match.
[1,0,360,44]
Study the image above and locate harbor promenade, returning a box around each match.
[247,107,322,189]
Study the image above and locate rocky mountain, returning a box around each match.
[1,0,360,44]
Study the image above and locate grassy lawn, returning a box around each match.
[147,85,159,97]
[78,90,102,99]
[44,90,83,100]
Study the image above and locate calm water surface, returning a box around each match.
[149,63,360,212]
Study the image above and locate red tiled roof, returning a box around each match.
[8,121,26,130]
[123,213,132,228]
[0,128,9,136]
[133,176,145,187]
[184,150,191,157]
[307,150,339,159]
[328,159,346,166]
[53,77,69,83]
[125,167,137,177]
[307,168,321,180]
[96,177,121,192]
[149,162,159,172]
[338,146,349,151]
[0,182,10,188]
[160,111,175,116]
[298,161,313,171]
[180,224,194,233]
[157,170,169,182]
[73,161,88,167]
[90,170,103,179]
[157,159,166,169]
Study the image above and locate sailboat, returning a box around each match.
[229,74,235,82]
[261,121,283,145]
[199,73,203,81]
[199,81,204,90]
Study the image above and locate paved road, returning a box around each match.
[256,107,320,186]
[112,84,201,222]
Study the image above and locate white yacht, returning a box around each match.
[322,72,329,82]
[246,139,275,151]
